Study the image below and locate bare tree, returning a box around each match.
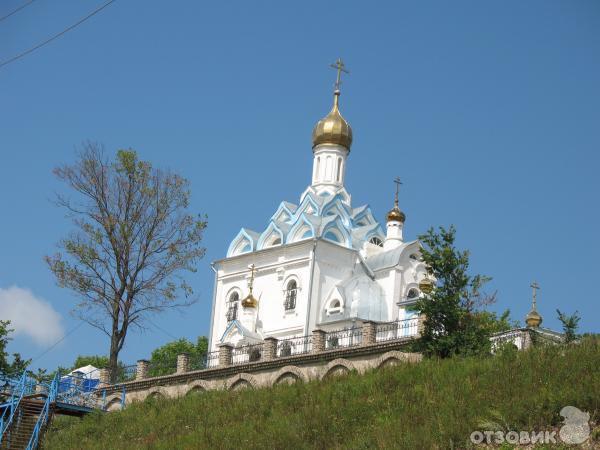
[46,143,207,381]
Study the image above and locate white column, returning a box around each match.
[311,144,348,194]
[384,220,404,250]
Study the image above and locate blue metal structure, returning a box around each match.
[0,369,109,449]
[0,372,30,442]
[26,374,58,450]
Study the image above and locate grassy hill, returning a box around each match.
[44,338,600,449]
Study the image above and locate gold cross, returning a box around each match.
[330,58,349,91]
[248,264,258,292]
[530,281,540,309]
[394,177,402,206]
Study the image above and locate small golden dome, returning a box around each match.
[419,276,434,294]
[525,309,542,328]
[312,91,353,150]
[387,206,406,223]
[241,293,258,309]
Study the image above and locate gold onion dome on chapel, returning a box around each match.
[241,293,258,308]
[312,90,353,150]
[387,177,406,223]
[525,281,542,328]
[387,204,406,223]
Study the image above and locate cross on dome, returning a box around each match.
[387,176,406,223]
[330,58,349,93]
[312,58,353,150]
[525,280,542,328]
[242,264,259,308]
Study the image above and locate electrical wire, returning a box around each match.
[0,0,36,23]
[30,321,84,364]
[147,318,179,341]
[0,0,117,70]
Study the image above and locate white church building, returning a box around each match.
[208,61,432,353]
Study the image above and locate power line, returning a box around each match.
[0,0,36,23]
[0,0,117,70]
[30,321,84,365]
[147,318,180,341]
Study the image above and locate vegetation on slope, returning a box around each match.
[45,338,600,449]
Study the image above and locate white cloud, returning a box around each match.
[0,286,65,346]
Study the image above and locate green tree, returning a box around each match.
[0,320,30,377]
[411,226,500,358]
[149,336,209,377]
[45,144,207,382]
[556,309,581,343]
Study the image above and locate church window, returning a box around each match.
[316,157,321,179]
[407,288,420,299]
[336,158,342,182]
[369,236,383,247]
[327,299,343,315]
[226,292,239,322]
[284,280,297,311]
[325,156,332,181]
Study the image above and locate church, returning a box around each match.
[208,60,433,353]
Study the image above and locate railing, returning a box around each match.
[57,372,101,408]
[0,372,29,444]
[114,365,137,383]
[148,361,177,378]
[231,344,264,365]
[276,335,312,357]
[27,373,58,450]
[325,327,363,349]
[375,318,419,342]
[190,352,219,371]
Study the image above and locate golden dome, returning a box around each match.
[525,309,542,328]
[419,276,434,294]
[312,91,353,150]
[241,293,258,309]
[387,206,406,223]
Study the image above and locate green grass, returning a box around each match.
[44,339,600,449]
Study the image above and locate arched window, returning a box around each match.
[407,288,420,299]
[284,280,297,311]
[316,157,321,180]
[336,157,342,182]
[226,292,239,322]
[369,236,383,247]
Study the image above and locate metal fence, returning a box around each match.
[375,318,419,342]
[114,364,137,382]
[189,351,220,371]
[325,327,363,349]
[231,344,264,365]
[276,335,312,357]
[147,360,177,378]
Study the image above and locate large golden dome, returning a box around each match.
[312,90,353,150]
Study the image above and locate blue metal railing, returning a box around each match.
[0,371,29,444]
[26,373,58,450]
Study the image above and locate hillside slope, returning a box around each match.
[45,339,600,449]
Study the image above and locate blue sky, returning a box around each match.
[0,1,598,372]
